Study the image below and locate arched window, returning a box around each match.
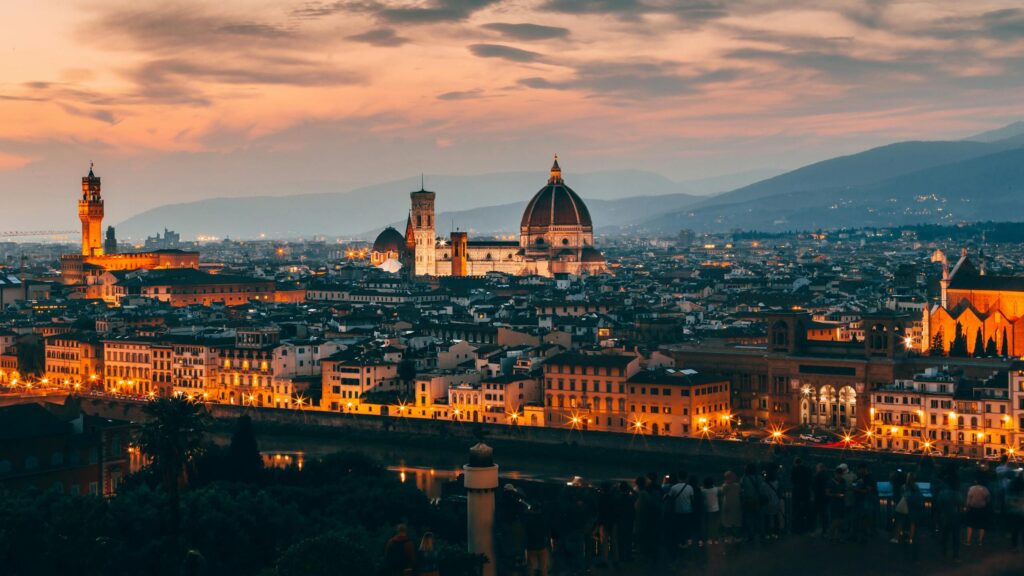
[870,324,888,351]
[771,321,789,348]
[536,237,545,245]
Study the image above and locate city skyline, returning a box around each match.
[3,1,1024,230]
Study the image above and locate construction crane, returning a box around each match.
[0,230,76,238]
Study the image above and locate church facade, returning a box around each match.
[925,249,1024,357]
[370,158,608,278]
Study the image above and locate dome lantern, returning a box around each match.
[548,154,562,184]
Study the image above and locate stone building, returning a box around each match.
[369,157,608,278]
[60,165,199,284]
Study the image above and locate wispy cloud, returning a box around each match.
[347,28,410,46]
[469,43,544,62]
[482,22,570,41]
[437,89,486,100]
[292,0,501,24]
[520,61,737,99]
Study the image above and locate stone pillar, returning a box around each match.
[464,443,498,576]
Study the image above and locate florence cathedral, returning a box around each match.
[370,157,608,278]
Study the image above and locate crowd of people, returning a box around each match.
[486,454,1024,575]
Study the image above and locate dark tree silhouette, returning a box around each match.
[985,336,997,357]
[973,328,985,357]
[398,359,417,389]
[138,396,208,569]
[1002,329,1009,357]
[227,414,263,482]
[929,328,945,356]
[950,322,968,357]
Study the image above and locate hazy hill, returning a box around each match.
[686,140,1012,211]
[116,169,738,240]
[368,193,703,238]
[968,121,1024,143]
[640,146,1024,233]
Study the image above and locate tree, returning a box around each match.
[985,336,998,357]
[138,397,208,567]
[226,415,263,483]
[14,336,44,376]
[950,322,968,357]
[276,532,376,576]
[929,329,945,356]
[973,328,985,357]
[1002,329,1009,357]
[398,359,417,389]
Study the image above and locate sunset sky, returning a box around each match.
[2,0,1024,231]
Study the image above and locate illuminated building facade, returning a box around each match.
[926,249,1024,357]
[669,311,914,430]
[43,333,102,388]
[870,368,1019,457]
[543,352,640,432]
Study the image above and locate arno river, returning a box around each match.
[211,429,893,500]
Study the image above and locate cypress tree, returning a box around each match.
[950,322,967,357]
[930,329,945,356]
[227,414,263,482]
[985,337,997,357]
[1002,329,1009,357]
[973,328,985,357]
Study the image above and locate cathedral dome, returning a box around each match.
[520,157,593,230]
[372,227,405,253]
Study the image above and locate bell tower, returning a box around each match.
[79,163,104,257]
[410,185,436,276]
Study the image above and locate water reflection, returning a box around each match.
[391,466,458,500]
[262,451,305,470]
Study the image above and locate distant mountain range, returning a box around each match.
[637,131,1024,234]
[115,168,775,240]
[116,122,1024,238]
